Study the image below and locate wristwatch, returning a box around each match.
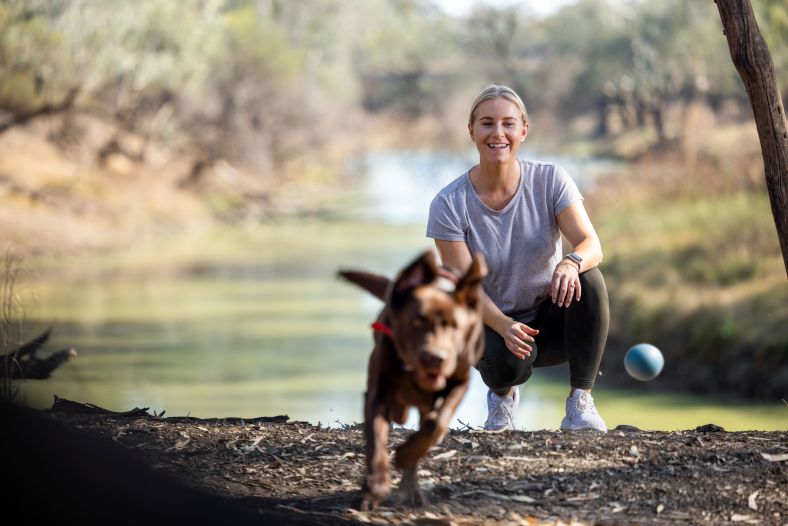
[564,252,583,269]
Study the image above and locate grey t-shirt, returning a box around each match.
[426,159,583,323]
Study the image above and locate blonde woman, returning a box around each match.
[426,85,609,432]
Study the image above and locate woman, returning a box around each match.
[426,84,609,432]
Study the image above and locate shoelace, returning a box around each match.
[488,398,515,427]
[575,392,597,414]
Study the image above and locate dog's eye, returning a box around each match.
[412,315,429,328]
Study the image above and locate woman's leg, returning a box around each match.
[530,267,609,388]
[476,267,609,392]
[476,326,536,396]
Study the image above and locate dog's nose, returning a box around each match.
[418,349,448,370]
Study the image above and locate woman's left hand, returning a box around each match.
[552,260,581,308]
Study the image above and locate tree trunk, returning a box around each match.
[716,0,788,277]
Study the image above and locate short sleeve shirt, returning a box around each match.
[426,159,583,323]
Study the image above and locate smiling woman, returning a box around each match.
[426,84,610,433]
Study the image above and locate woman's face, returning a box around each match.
[468,97,528,165]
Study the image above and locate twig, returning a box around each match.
[782,399,788,409]
[455,419,475,432]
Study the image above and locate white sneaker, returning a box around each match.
[560,390,607,432]
[484,386,519,431]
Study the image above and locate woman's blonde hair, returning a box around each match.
[468,84,528,125]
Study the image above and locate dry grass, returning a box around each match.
[1,250,23,400]
[586,127,787,398]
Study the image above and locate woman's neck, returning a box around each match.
[471,158,521,195]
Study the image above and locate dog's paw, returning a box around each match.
[358,473,391,511]
[394,468,428,508]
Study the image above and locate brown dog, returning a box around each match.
[339,250,487,510]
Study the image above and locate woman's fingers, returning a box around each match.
[513,323,539,340]
[553,273,581,308]
[507,340,531,359]
[507,323,537,359]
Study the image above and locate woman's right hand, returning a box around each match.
[502,320,539,360]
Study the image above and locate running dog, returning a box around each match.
[339,250,486,509]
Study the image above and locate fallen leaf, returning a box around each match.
[510,495,537,503]
[760,452,788,462]
[433,449,457,461]
[455,489,537,503]
[167,433,190,451]
[748,491,758,511]
[566,494,600,502]
[730,514,751,522]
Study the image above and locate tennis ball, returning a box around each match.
[624,343,664,381]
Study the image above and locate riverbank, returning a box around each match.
[3,116,787,404]
[7,401,787,525]
[585,129,788,401]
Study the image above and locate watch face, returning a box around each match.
[568,253,583,263]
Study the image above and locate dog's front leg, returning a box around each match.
[394,381,470,507]
[359,394,391,511]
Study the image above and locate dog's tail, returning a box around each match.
[337,270,390,302]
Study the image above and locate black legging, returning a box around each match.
[476,267,609,395]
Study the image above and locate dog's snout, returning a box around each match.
[419,349,448,370]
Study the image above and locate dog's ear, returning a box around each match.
[455,252,487,309]
[391,251,439,309]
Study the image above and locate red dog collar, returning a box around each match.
[371,321,394,338]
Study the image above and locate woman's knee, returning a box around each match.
[478,326,534,389]
[480,361,533,391]
[579,267,606,292]
[579,267,610,311]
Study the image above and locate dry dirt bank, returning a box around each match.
[8,401,786,526]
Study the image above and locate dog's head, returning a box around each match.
[387,251,487,392]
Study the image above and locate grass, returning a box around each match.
[1,250,23,401]
[590,152,788,400]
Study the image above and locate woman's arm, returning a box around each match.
[553,201,603,307]
[434,239,537,359]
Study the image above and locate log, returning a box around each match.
[0,328,77,380]
[716,0,788,276]
[50,396,149,417]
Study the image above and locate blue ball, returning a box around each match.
[624,343,664,381]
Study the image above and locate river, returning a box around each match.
[14,151,786,431]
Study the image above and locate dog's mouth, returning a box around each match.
[416,370,447,391]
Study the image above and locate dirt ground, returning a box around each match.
[32,401,788,526]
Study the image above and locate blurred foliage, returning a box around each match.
[1,0,786,169]
[594,167,788,399]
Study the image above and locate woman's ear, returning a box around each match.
[520,122,529,142]
[468,122,475,141]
